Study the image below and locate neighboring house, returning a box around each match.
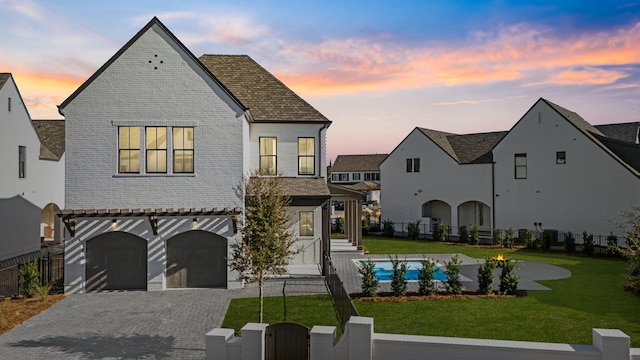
[381,98,640,238]
[0,73,65,267]
[59,17,331,293]
[330,154,387,184]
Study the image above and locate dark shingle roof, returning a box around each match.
[593,134,640,173]
[32,119,65,161]
[199,55,330,123]
[280,177,330,197]
[332,154,388,172]
[418,128,506,164]
[543,98,605,136]
[595,122,639,143]
[0,73,10,89]
[343,181,381,191]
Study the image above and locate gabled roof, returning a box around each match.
[417,128,506,164]
[199,55,331,124]
[592,134,640,173]
[0,73,10,89]
[343,181,381,192]
[32,119,65,161]
[332,154,388,172]
[279,177,330,197]
[595,122,639,143]
[59,17,245,113]
[543,98,605,137]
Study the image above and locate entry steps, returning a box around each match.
[330,238,360,253]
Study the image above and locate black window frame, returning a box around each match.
[259,137,277,175]
[556,151,566,164]
[18,145,25,178]
[515,153,527,179]
[145,126,168,174]
[118,126,141,174]
[173,127,195,173]
[297,137,315,175]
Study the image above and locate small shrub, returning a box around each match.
[492,228,503,246]
[498,259,518,295]
[19,260,40,298]
[362,218,370,236]
[503,228,514,249]
[582,231,595,256]
[35,283,53,302]
[407,220,421,240]
[382,219,395,238]
[445,254,462,295]
[607,233,621,257]
[336,217,345,234]
[564,232,576,253]
[459,226,468,243]
[389,255,408,296]
[358,259,378,297]
[433,223,448,242]
[418,258,437,296]
[540,230,552,251]
[524,229,537,249]
[477,258,496,295]
[0,302,6,330]
[469,224,480,245]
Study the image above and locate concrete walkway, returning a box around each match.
[0,278,327,360]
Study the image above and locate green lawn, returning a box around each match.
[222,294,342,336]
[356,237,640,346]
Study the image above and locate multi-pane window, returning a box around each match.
[515,153,527,179]
[406,158,420,172]
[364,172,380,181]
[299,211,314,236]
[556,151,566,164]
[18,146,25,178]
[338,173,348,181]
[146,127,167,173]
[173,127,194,173]
[118,127,140,173]
[352,173,361,181]
[260,137,277,175]
[298,137,315,175]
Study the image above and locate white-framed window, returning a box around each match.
[299,211,314,236]
[298,137,315,175]
[364,172,380,181]
[556,151,566,164]
[18,146,26,178]
[406,158,420,172]
[260,137,277,175]
[338,173,348,181]
[515,153,527,179]
[352,173,361,181]
[119,127,141,173]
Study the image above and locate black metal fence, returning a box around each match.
[0,254,64,297]
[324,256,358,326]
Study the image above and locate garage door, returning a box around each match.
[85,232,147,291]
[166,230,227,288]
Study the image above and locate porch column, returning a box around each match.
[355,198,362,250]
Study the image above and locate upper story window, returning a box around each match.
[173,127,194,173]
[364,172,380,181]
[299,211,314,236]
[352,173,361,181]
[260,137,277,175]
[298,137,315,175]
[8,97,11,112]
[406,158,420,172]
[18,146,25,178]
[119,127,141,173]
[146,127,167,173]
[515,153,527,179]
[556,151,566,164]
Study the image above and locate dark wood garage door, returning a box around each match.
[166,230,227,288]
[85,232,147,291]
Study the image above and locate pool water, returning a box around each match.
[368,260,448,281]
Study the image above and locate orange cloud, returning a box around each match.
[8,69,85,118]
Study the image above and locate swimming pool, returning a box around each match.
[365,260,449,281]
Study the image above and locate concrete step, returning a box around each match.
[330,238,360,252]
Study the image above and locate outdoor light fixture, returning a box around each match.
[111,219,117,229]
[192,217,198,229]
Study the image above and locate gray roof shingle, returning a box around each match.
[418,128,506,164]
[199,55,330,123]
[0,73,10,90]
[332,154,388,172]
[32,119,65,161]
[595,122,639,143]
[248,177,330,198]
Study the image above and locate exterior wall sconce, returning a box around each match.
[192,217,198,229]
[111,219,117,230]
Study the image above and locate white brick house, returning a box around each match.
[59,18,331,293]
[381,98,640,238]
[0,73,65,267]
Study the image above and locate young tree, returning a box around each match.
[229,174,296,322]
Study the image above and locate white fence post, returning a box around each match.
[206,328,235,360]
[348,316,373,360]
[241,323,268,360]
[593,328,630,360]
[310,325,336,360]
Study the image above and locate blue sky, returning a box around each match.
[2,0,640,161]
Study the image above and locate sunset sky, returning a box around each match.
[2,0,640,162]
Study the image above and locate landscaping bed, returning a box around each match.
[0,294,65,335]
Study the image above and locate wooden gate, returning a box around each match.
[265,322,310,360]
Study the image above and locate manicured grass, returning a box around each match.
[222,294,342,336]
[356,237,640,346]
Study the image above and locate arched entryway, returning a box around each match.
[166,230,227,288]
[41,203,62,243]
[421,200,452,231]
[457,201,491,230]
[85,232,147,291]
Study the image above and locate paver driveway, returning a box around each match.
[0,279,327,359]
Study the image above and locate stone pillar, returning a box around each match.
[347,317,373,360]
[310,325,336,360]
[205,328,234,360]
[593,328,630,360]
[241,323,268,360]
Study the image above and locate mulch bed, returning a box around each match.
[0,294,65,335]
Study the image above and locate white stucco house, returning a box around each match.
[59,17,331,293]
[381,98,640,238]
[330,154,387,185]
[0,73,65,267]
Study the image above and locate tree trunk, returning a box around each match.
[258,274,264,323]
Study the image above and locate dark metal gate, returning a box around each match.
[265,322,310,360]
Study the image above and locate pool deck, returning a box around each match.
[329,252,571,294]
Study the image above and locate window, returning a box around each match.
[352,173,361,181]
[146,127,167,173]
[18,146,25,178]
[556,151,566,164]
[119,127,140,173]
[331,173,338,181]
[174,127,194,173]
[260,137,277,175]
[338,173,349,181]
[299,211,314,236]
[298,137,315,175]
[515,153,527,179]
[8,97,11,112]
[406,158,420,172]
[364,172,380,181]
